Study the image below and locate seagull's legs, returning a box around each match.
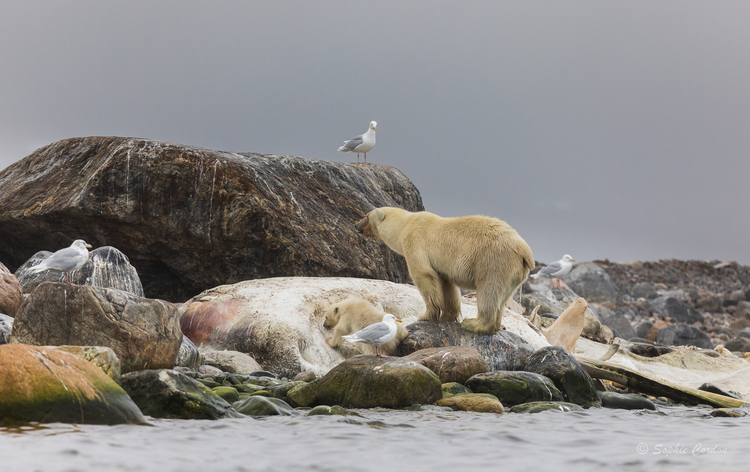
[357,153,360,163]
[364,153,367,163]
[376,345,388,358]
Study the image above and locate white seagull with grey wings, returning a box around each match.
[338,121,376,163]
[530,254,575,289]
[342,313,401,357]
[28,239,92,284]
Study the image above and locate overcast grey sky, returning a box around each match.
[2,1,749,265]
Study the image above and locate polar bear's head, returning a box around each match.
[355,208,386,239]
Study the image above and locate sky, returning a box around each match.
[2,1,749,266]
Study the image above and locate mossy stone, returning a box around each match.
[233,396,297,416]
[212,386,240,403]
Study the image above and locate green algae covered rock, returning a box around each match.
[524,346,602,408]
[212,386,240,403]
[233,396,297,416]
[0,344,145,425]
[442,382,473,398]
[435,394,504,413]
[509,401,584,414]
[119,369,242,419]
[465,371,564,407]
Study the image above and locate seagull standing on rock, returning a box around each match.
[530,254,575,289]
[338,121,376,163]
[342,313,402,357]
[28,239,92,284]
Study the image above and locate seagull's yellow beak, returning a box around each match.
[396,318,402,323]
[571,258,576,262]
[86,244,93,249]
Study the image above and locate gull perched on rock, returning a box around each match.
[28,239,92,284]
[342,313,401,357]
[530,254,575,289]
[338,121,376,163]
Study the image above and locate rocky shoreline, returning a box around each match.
[1,137,749,426]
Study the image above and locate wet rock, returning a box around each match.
[509,401,584,414]
[435,394,504,413]
[0,314,13,345]
[523,346,601,408]
[656,324,713,349]
[201,350,263,375]
[212,386,241,403]
[399,321,534,371]
[294,371,317,382]
[176,336,201,370]
[442,382,473,398]
[10,283,181,373]
[0,137,423,301]
[0,344,144,425]
[402,346,489,384]
[649,297,702,324]
[54,345,121,382]
[598,391,656,410]
[0,263,22,317]
[464,371,564,407]
[561,262,617,304]
[710,408,746,417]
[119,369,241,419]
[306,405,352,416]
[286,381,318,408]
[724,337,750,353]
[698,383,743,400]
[15,246,144,297]
[308,356,442,409]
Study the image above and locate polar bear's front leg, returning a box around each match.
[440,278,461,322]
[411,271,443,321]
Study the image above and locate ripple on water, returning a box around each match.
[0,407,748,472]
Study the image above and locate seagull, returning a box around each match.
[338,121,376,163]
[343,313,402,357]
[530,254,575,289]
[28,239,92,284]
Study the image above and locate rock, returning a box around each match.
[634,321,653,339]
[581,316,601,339]
[508,401,584,414]
[596,306,637,340]
[561,262,617,304]
[649,297,702,324]
[15,246,144,297]
[735,301,750,318]
[632,282,658,300]
[0,344,144,425]
[724,337,750,353]
[286,382,319,408]
[401,346,489,384]
[306,405,352,416]
[729,289,746,303]
[119,369,242,419]
[598,391,656,410]
[696,292,723,313]
[435,394,504,413]
[698,383,743,400]
[593,325,614,344]
[0,137,423,301]
[635,298,651,312]
[657,324,713,349]
[10,283,181,373]
[442,382,473,398]
[310,356,442,409]
[0,314,13,344]
[176,336,201,370]
[212,386,241,403]
[199,364,224,376]
[645,319,670,342]
[464,371,564,407]
[54,345,121,382]
[201,350,263,375]
[0,263,22,317]
[710,408,746,418]
[523,346,601,408]
[294,371,317,382]
[399,321,534,371]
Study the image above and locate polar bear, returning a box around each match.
[355,207,534,334]
[323,297,408,356]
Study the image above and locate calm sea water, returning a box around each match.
[1,405,746,472]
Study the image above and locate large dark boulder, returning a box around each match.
[10,282,182,373]
[561,262,617,304]
[15,246,144,296]
[523,346,601,408]
[119,369,241,420]
[0,344,145,425]
[723,337,750,353]
[0,137,423,301]
[595,305,637,340]
[399,321,534,371]
[465,371,564,407]
[649,297,702,324]
[656,324,713,349]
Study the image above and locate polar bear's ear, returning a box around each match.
[374,208,386,223]
[334,307,339,314]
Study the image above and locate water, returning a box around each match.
[1,405,746,472]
